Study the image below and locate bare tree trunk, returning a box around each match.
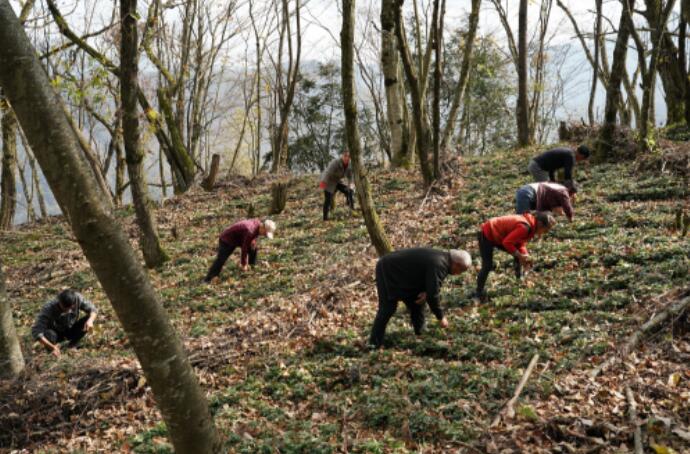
[638,0,676,145]
[271,0,302,173]
[394,0,433,186]
[0,257,24,378]
[0,101,17,229]
[270,181,288,214]
[342,0,393,256]
[431,0,444,179]
[589,0,602,125]
[201,153,220,191]
[121,0,168,268]
[381,0,410,168]
[683,0,690,125]
[0,3,221,451]
[440,0,481,154]
[516,0,531,146]
[597,1,634,160]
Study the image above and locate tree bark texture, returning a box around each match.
[381,0,411,168]
[201,153,220,191]
[0,257,24,378]
[393,0,434,187]
[342,0,394,257]
[0,101,17,229]
[121,0,168,269]
[440,0,481,154]
[588,0,603,125]
[516,0,531,146]
[0,3,221,452]
[270,181,288,214]
[597,1,634,160]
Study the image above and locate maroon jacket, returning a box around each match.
[532,182,574,221]
[220,219,261,266]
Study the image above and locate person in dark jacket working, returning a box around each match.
[527,145,590,182]
[320,150,355,220]
[474,212,556,302]
[32,289,97,357]
[204,218,277,282]
[515,181,577,221]
[369,248,472,348]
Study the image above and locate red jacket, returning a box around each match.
[220,219,261,266]
[481,213,537,255]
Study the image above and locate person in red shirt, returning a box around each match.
[473,211,556,302]
[204,218,277,282]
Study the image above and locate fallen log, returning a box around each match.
[625,386,643,454]
[590,294,690,379]
[491,353,539,427]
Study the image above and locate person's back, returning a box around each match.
[528,145,590,182]
[379,248,449,300]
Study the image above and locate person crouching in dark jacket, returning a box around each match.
[32,289,97,357]
[369,248,472,348]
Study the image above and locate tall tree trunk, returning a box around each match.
[683,0,690,125]
[589,0,602,125]
[597,1,635,160]
[431,0,444,179]
[271,0,302,173]
[0,101,17,229]
[121,0,168,268]
[440,0,481,154]
[0,257,24,378]
[381,0,410,168]
[394,0,433,187]
[342,0,393,257]
[0,3,221,452]
[516,0,530,146]
[639,0,676,145]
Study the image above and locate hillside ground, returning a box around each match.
[0,146,688,453]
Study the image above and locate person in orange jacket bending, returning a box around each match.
[474,211,556,302]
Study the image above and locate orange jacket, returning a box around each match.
[481,213,537,255]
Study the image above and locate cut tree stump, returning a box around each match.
[270,181,288,214]
[201,154,220,191]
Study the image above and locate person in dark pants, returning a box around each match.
[32,289,98,357]
[320,150,355,220]
[204,218,277,282]
[474,212,556,303]
[515,181,577,221]
[527,145,590,182]
[369,248,472,348]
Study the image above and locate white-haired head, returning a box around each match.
[449,249,472,275]
[263,219,276,239]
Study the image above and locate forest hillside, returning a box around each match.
[1,144,688,453]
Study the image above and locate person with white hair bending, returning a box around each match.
[368,248,472,348]
[204,218,277,282]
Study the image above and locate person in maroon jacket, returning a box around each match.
[515,181,577,221]
[204,218,277,282]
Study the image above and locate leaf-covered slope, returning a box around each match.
[0,147,687,452]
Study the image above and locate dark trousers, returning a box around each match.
[476,232,522,295]
[323,183,355,220]
[44,316,89,347]
[204,240,257,282]
[369,262,425,347]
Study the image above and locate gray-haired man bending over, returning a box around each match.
[369,248,471,348]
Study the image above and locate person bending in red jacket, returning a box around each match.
[473,211,556,302]
[204,218,276,282]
